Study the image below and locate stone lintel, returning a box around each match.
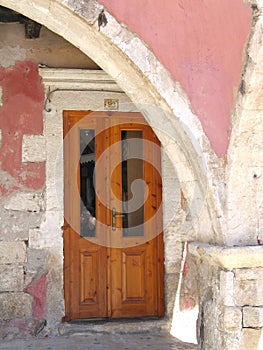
[188,242,263,269]
[38,68,122,91]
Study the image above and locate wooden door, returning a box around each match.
[63,111,164,321]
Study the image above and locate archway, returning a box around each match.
[0,0,217,342]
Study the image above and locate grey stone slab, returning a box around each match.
[0,333,197,350]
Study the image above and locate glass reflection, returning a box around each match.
[80,129,96,237]
[122,130,144,237]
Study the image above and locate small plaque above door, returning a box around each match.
[104,98,119,111]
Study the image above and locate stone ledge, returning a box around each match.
[39,68,122,91]
[188,242,263,269]
[59,318,169,336]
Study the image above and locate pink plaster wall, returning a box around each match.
[0,61,45,194]
[99,0,252,157]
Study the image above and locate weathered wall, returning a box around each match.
[0,35,186,336]
[0,13,207,338]
[0,0,262,348]
[0,60,46,337]
[0,22,101,337]
[0,23,99,69]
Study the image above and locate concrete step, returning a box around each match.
[58,318,170,336]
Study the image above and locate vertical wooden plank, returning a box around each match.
[154,131,165,317]
[62,111,71,321]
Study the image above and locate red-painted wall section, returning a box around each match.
[99,0,252,157]
[0,61,45,194]
[26,274,46,320]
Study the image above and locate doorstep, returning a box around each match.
[58,318,170,336]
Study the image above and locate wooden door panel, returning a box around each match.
[122,249,146,302]
[63,111,108,320]
[110,241,157,318]
[69,233,108,317]
[80,249,99,304]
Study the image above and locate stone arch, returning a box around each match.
[0,0,234,342]
[226,3,263,246]
[0,0,223,243]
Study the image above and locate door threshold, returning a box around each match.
[59,317,169,336]
[69,316,160,324]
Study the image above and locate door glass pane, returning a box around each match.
[80,129,96,237]
[122,130,144,237]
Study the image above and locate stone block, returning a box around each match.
[22,135,46,162]
[220,271,234,306]
[0,209,42,242]
[0,265,24,292]
[165,273,180,317]
[29,211,63,249]
[4,192,44,212]
[0,293,33,321]
[0,242,26,264]
[240,328,263,350]
[222,333,242,350]
[25,248,47,283]
[234,269,263,306]
[189,243,263,269]
[235,268,263,280]
[219,307,242,331]
[243,307,263,328]
[235,279,263,306]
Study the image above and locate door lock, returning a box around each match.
[112,207,125,231]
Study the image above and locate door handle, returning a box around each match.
[112,207,125,231]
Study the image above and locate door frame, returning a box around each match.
[39,68,183,324]
[62,110,165,321]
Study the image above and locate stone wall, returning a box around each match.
[189,243,263,350]
[0,61,47,338]
[0,17,194,336]
[0,22,98,337]
[0,22,98,69]
[0,1,262,347]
